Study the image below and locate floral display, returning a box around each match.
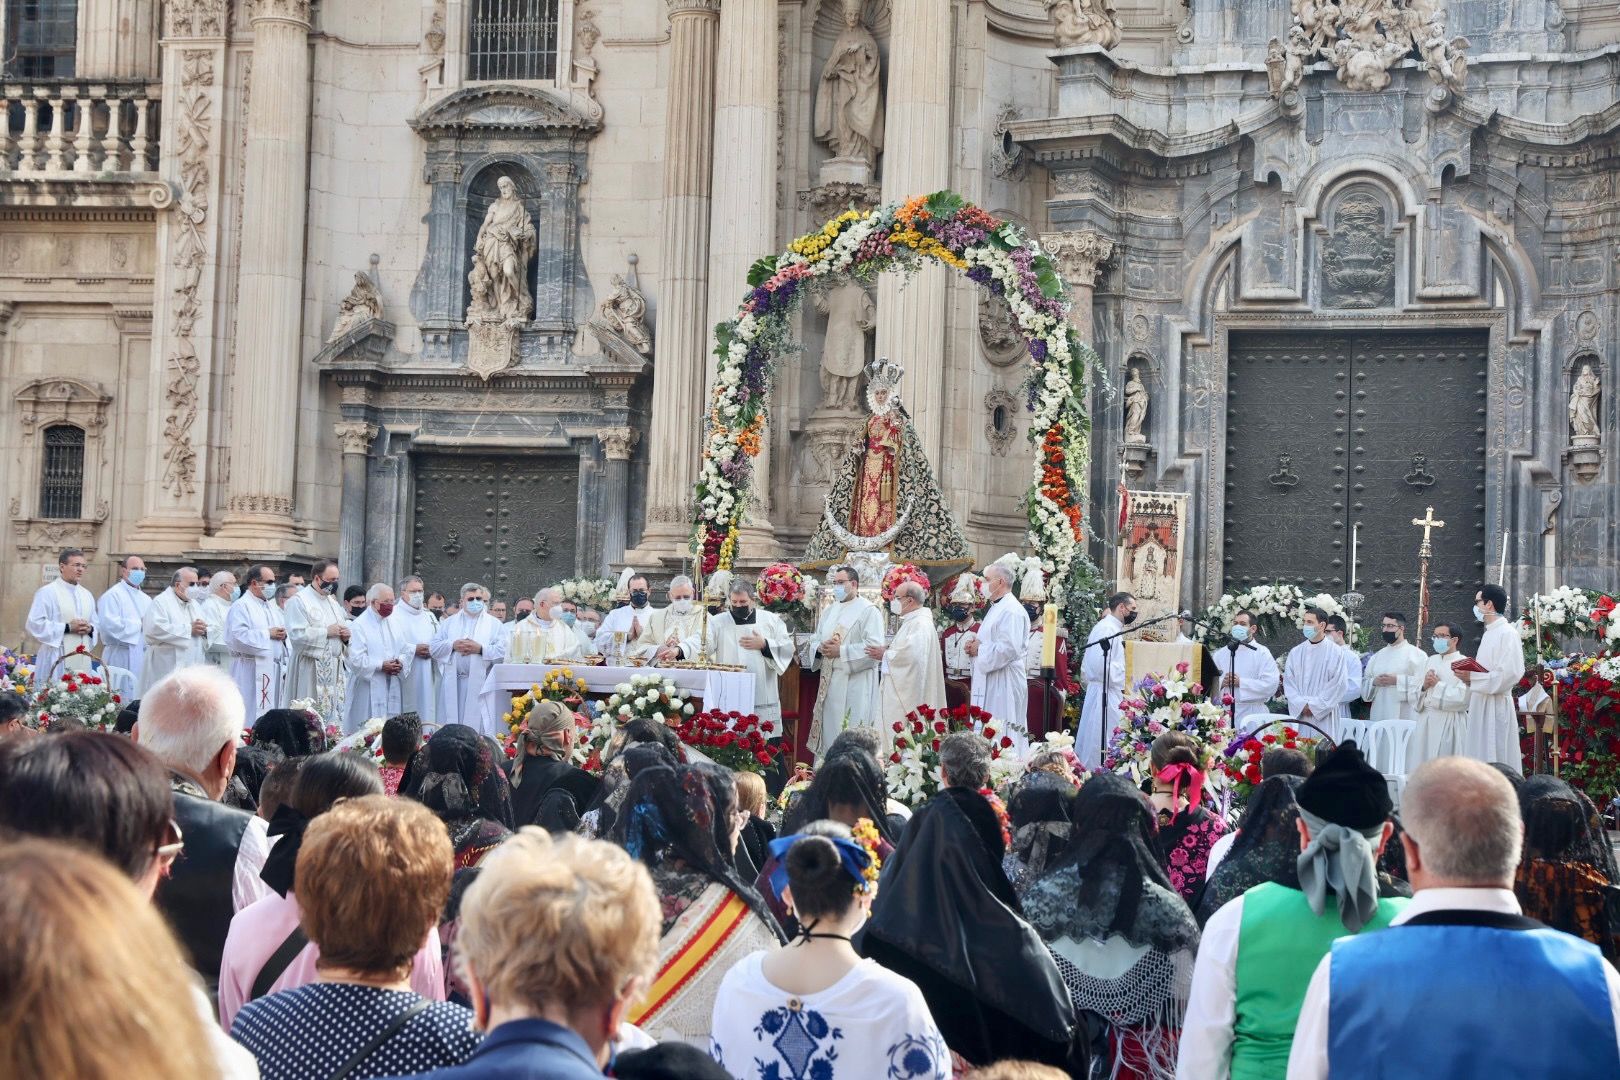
[988,730,1080,792]
[606,673,696,726]
[880,563,930,603]
[1103,664,1236,786]
[333,718,388,766]
[558,577,615,611]
[1220,724,1318,801]
[978,787,1014,849]
[502,668,588,740]
[1518,652,1620,803]
[690,191,1098,608]
[1,647,33,695]
[670,709,782,774]
[1519,586,1605,662]
[30,664,121,732]
[850,817,884,896]
[756,562,811,624]
[1193,584,1354,647]
[885,702,1010,807]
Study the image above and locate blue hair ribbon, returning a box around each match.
[765,833,873,900]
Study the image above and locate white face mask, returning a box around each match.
[404,591,424,609]
[889,598,904,616]
[833,583,851,602]
[670,598,693,615]
[187,584,206,603]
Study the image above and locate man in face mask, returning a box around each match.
[139,566,208,694]
[1411,622,1470,765]
[1076,590,1135,769]
[939,573,985,709]
[283,559,350,704]
[594,572,654,660]
[343,585,368,619]
[871,581,947,749]
[97,554,152,692]
[804,564,885,757]
[651,574,705,664]
[200,570,238,671]
[512,598,535,623]
[507,586,582,664]
[690,580,791,759]
[391,575,438,726]
[428,582,507,728]
[225,564,289,720]
[343,583,412,734]
[1361,611,1427,723]
[1458,584,1524,763]
[426,592,447,620]
[1284,607,1361,743]
[1213,609,1282,724]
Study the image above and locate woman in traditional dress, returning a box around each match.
[1192,775,1305,925]
[1003,771,1078,900]
[613,760,786,1045]
[1146,732,1228,904]
[506,700,601,833]
[580,718,683,838]
[1513,775,1620,963]
[710,827,949,1080]
[401,722,515,868]
[1023,772,1201,1080]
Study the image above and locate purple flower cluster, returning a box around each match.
[931,216,991,250]
[741,345,770,396]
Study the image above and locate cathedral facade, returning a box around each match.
[0,0,1616,635]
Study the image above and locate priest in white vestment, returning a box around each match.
[344,584,414,733]
[803,564,884,755]
[506,586,582,664]
[1211,611,1281,725]
[1077,591,1135,769]
[871,581,946,753]
[1460,586,1526,763]
[689,581,792,733]
[96,556,150,695]
[595,570,656,661]
[648,575,706,664]
[971,562,1031,749]
[431,583,509,732]
[1361,612,1428,722]
[284,561,350,705]
[226,567,289,722]
[26,548,98,690]
[1412,621,1471,766]
[200,571,237,670]
[1283,609,1358,742]
[392,575,438,726]
[139,567,207,693]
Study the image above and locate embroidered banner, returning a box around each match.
[1116,490,1188,643]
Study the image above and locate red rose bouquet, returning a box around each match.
[672,708,784,774]
[886,702,1009,805]
[1220,724,1317,802]
[881,563,931,603]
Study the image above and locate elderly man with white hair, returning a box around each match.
[134,665,272,990]
[648,573,706,664]
[871,580,946,751]
[430,581,508,731]
[1288,757,1620,1078]
[391,574,438,725]
[967,559,1029,746]
[804,563,885,756]
[200,570,237,670]
[343,583,414,733]
[506,585,581,665]
[139,566,209,693]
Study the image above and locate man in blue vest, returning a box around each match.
[1288,756,1620,1078]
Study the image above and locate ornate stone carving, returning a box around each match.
[467,176,536,325]
[573,3,601,108]
[419,0,447,92]
[812,282,875,412]
[978,291,1025,367]
[1403,453,1436,488]
[165,0,226,37]
[1570,362,1601,441]
[984,386,1018,456]
[226,494,295,516]
[591,255,653,356]
[598,428,641,461]
[1048,0,1120,50]
[1321,193,1396,309]
[1041,230,1115,288]
[334,421,378,455]
[800,414,866,485]
[328,271,383,343]
[813,0,884,182]
[799,180,881,219]
[988,105,1026,180]
[247,0,312,25]
[1277,0,1469,96]
[1123,365,1149,444]
[1269,454,1301,490]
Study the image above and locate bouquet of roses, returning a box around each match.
[881,563,931,603]
[334,718,388,766]
[756,562,808,617]
[1104,664,1236,785]
[559,577,615,611]
[886,702,1010,807]
[671,709,782,773]
[1220,724,1317,801]
[606,672,696,726]
[31,666,121,732]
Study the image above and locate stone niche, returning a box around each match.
[408,83,601,371]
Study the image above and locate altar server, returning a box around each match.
[804,563,884,755]
[284,560,349,704]
[1362,611,1427,721]
[1412,622,1470,765]
[1284,607,1360,742]
[970,559,1031,750]
[506,586,581,664]
[649,574,706,664]
[1212,609,1281,724]
[26,547,98,689]
[345,583,413,733]
[139,566,207,693]
[96,554,150,692]
[594,568,655,660]
[691,579,792,733]
[1077,589,1134,769]
[871,580,946,750]
[226,565,288,721]
[1459,584,1526,763]
[392,574,438,725]
[431,582,508,730]
[200,571,237,670]
[939,572,984,709]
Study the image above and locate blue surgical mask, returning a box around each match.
[229,585,241,601]
[834,584,850,602]
[1230,625,1251,643]
[466,599,486,615]
[561,611,576,627]
[1301,624,1320,642]
[1433,637,1450,654]
[1473,604,1485,623]
[127,569,146,588]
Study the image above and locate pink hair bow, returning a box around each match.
[1155,762,1205,810]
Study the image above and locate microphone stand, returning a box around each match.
[1180,613,1256,733]
[1090,610,1182,766]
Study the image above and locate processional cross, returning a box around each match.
[1412,506,1445,634]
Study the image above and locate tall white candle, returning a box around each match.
[1349,522,1359,593]
[1498,531,1509,587]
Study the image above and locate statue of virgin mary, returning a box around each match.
[804,357,973,572]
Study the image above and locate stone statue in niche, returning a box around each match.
[598,272,652,355]
[466,176,536,326]
[1570,363,1601,442]
[1048,0,1121,50]
[814,0,884,180]
[327,271,383,342]
[1266,37,1287,97]
[812,282,876,413]
[1123,366,1149,444]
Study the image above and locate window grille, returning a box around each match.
[467,0,559,82]
[40,424,84,519]
[3,0,78,78]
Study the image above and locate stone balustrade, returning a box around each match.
[2,81,162,175]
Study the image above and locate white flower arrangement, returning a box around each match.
[1196,584,1355,646]
[607,673,693,725]
[333,717,388,765]
[1519,586,1605,659]
[559,577,615,611]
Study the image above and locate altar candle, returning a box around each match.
[1350,523,1359,593]
[1041,603,1058,669]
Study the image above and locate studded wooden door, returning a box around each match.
[411,453,578,605]
[1224,330,1489,641]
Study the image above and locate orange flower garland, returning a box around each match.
[1040,424,1085,540]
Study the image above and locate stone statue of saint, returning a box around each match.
[813,0,884,168]
[812,282,875,412]
[466,175,537,325]
[327,271,383,342]
[1124,366,1149,444]
[1570,363,1601,441]
[598,273,652,355]
[1048,0,1120,50]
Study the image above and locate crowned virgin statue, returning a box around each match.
[804,358,973,572]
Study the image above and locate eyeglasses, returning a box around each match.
[155,818,185,865]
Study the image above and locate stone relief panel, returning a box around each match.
[1318,186,1398,309]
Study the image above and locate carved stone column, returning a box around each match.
[1042,229,1114,346]
[704,0,780,556]
[630,0,721,564]
[212,0,313,547]
[128,0,228,552]
[875,0,952,461]
[598,427,640,571]
[334,422,377,589]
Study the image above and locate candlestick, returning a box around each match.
[1498,531,1509,587]
[1041,603,1058,669]
[1350,522,1359,593]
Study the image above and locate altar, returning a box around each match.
[478,663,757,734]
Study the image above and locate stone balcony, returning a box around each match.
[1,80,169,209]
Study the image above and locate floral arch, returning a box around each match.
[690,191,1100,605]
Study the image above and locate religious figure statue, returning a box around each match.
[812,282,875,412]
[327,271,383,343]
[466,175,537,326]
[1570,363,1601,441]
[813,0,884,169]
[1123,366,1149,444]
[1048,0,1120,50]
[597,272,652,355]
[1282,0,1469,96]
[852,370,903,536]
[1266,37,1287,97]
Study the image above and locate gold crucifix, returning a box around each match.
[1413,506,1446,637]
[1412,506,1446,558]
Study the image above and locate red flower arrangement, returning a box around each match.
[1040,423,1085,541]
[756,563,808,618]
[671,709,784,775]
[1221,725,1317,801]
[886,703,1009,805]
[880,563,931,603]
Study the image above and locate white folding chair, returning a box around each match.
[101,664,138,702]
[1337,717,1371,749]
[1363,719,1418,806]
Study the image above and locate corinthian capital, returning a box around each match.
[333,421,378,455]
[667,0,721,15]
[1042,230,1116,289]
[598,427,641,461]
[248,0,312,27]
